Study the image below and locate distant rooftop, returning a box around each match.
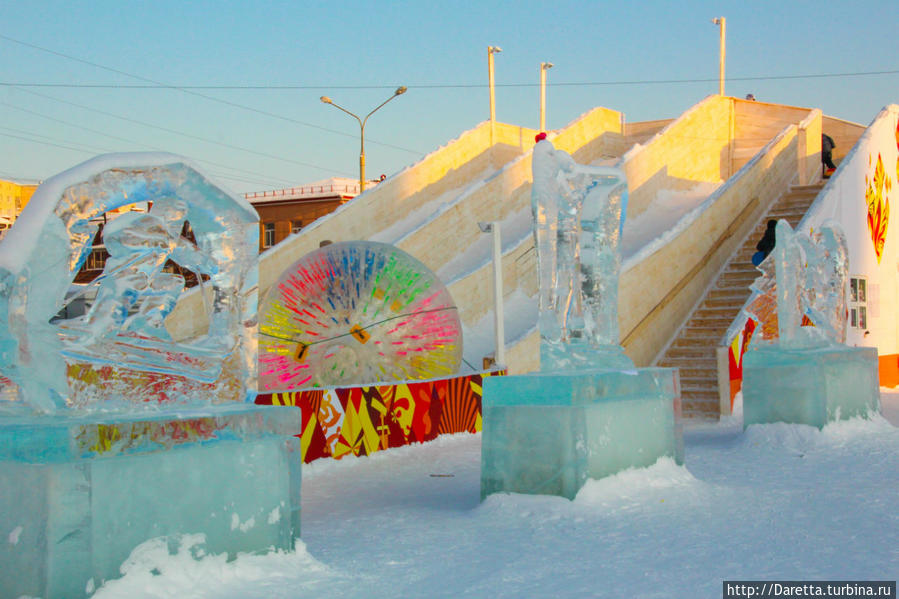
[0,177,41,187]
[244,176,381,204]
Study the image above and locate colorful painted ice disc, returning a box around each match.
[258,241,463,390]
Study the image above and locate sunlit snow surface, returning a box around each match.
[94,392,899,598]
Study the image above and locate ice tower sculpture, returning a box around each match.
[741,219,880,428]
[530,137,633,371]
[0,154,301,599]
[480,137,683,501]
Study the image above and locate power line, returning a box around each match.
[0,34,423,155]
[2,95,352,177]
[4,89,353,181]
[0,130,107,156]
[0,104,326,189]
[1,70,896,90]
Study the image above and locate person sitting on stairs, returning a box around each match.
[752,219,778,266]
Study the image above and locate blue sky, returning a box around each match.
[2,0,896,194]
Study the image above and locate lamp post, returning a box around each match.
[487,46,502,145]
[478,221,505,367]
[711,17,726,96]
[539,61,553,132]
[320,86,407,192]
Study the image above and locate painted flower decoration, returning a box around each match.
[865,153,890,263]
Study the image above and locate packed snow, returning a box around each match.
[93,391,899,598]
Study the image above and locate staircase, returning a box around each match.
[657,182,824,418]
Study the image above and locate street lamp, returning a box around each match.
[539,61,553,132]
[487,45,502,145]
[320,86,407,192]
[478,220,505,367]
[711,17,726,96]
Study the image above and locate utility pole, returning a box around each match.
[539,62,553,132]
[487,46,502,145]
[712,17,726,96]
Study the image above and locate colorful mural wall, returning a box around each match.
[255,370,503,463]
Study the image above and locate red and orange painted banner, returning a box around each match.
[255,370,504,463]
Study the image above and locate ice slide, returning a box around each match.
[168,96,832,387]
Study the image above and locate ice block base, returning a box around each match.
[480,368,683,501]
[742,345,881,429]
[0,404,301,599]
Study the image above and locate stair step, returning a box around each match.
[693,305,744,317]
[706,287,750,300]
[678,327,727,339]
[789,184,825,193]
[674,367,717,379]
[681,383,719,395]
[664,346,718,359]
[700,303,746,314]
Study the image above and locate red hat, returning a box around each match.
[535,132,547,143]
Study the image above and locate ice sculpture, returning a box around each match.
[745,219,849,348]
[531,138,633,371]
[0,154,259,412]
[741,219,880,428]
[481,138,682,501]
[0,154,301,598]
[258,241,463,390]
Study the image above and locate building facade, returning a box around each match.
[0,178,39,237]
[247,177,369,251]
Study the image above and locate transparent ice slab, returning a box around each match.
[0,404,301,599]
[481,368,683,500]
[742,345,880,429]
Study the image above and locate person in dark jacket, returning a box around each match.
[822,133,837,176]
[752,219,778,266]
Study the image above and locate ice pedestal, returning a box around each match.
[742,345,880,429]
[0,404,301,599]
[480,368,683,500]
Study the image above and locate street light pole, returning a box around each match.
[320,86,407,192]
[539,61,553,132]
[712,17,726,96]
[478,221,505,367]
[487,46,502,145]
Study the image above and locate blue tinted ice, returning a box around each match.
[480,140,682,501]
[746,219,849,348]
[0,154,259,412]
[530,139,632,371]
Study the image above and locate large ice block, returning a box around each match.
[480,368,683,500]
[0,404,301,599]
[742,345,880,429]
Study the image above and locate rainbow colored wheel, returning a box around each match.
[258,241,463,390]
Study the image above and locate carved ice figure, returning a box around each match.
[531,138,631,371]
[0,154,259,412]
[747,219,849,349]
[82,198,218,342]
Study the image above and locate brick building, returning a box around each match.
[246,177,370,251]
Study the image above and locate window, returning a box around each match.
[263,223,276,248]
[291,220,303,235]
[849,276,867,329]
[85,248,108,271]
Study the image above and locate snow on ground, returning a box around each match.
[373,165,498,247]
[620,181,722,264]
[438,207,533,285]
[95,392,899,598]
[461,289,537,368]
